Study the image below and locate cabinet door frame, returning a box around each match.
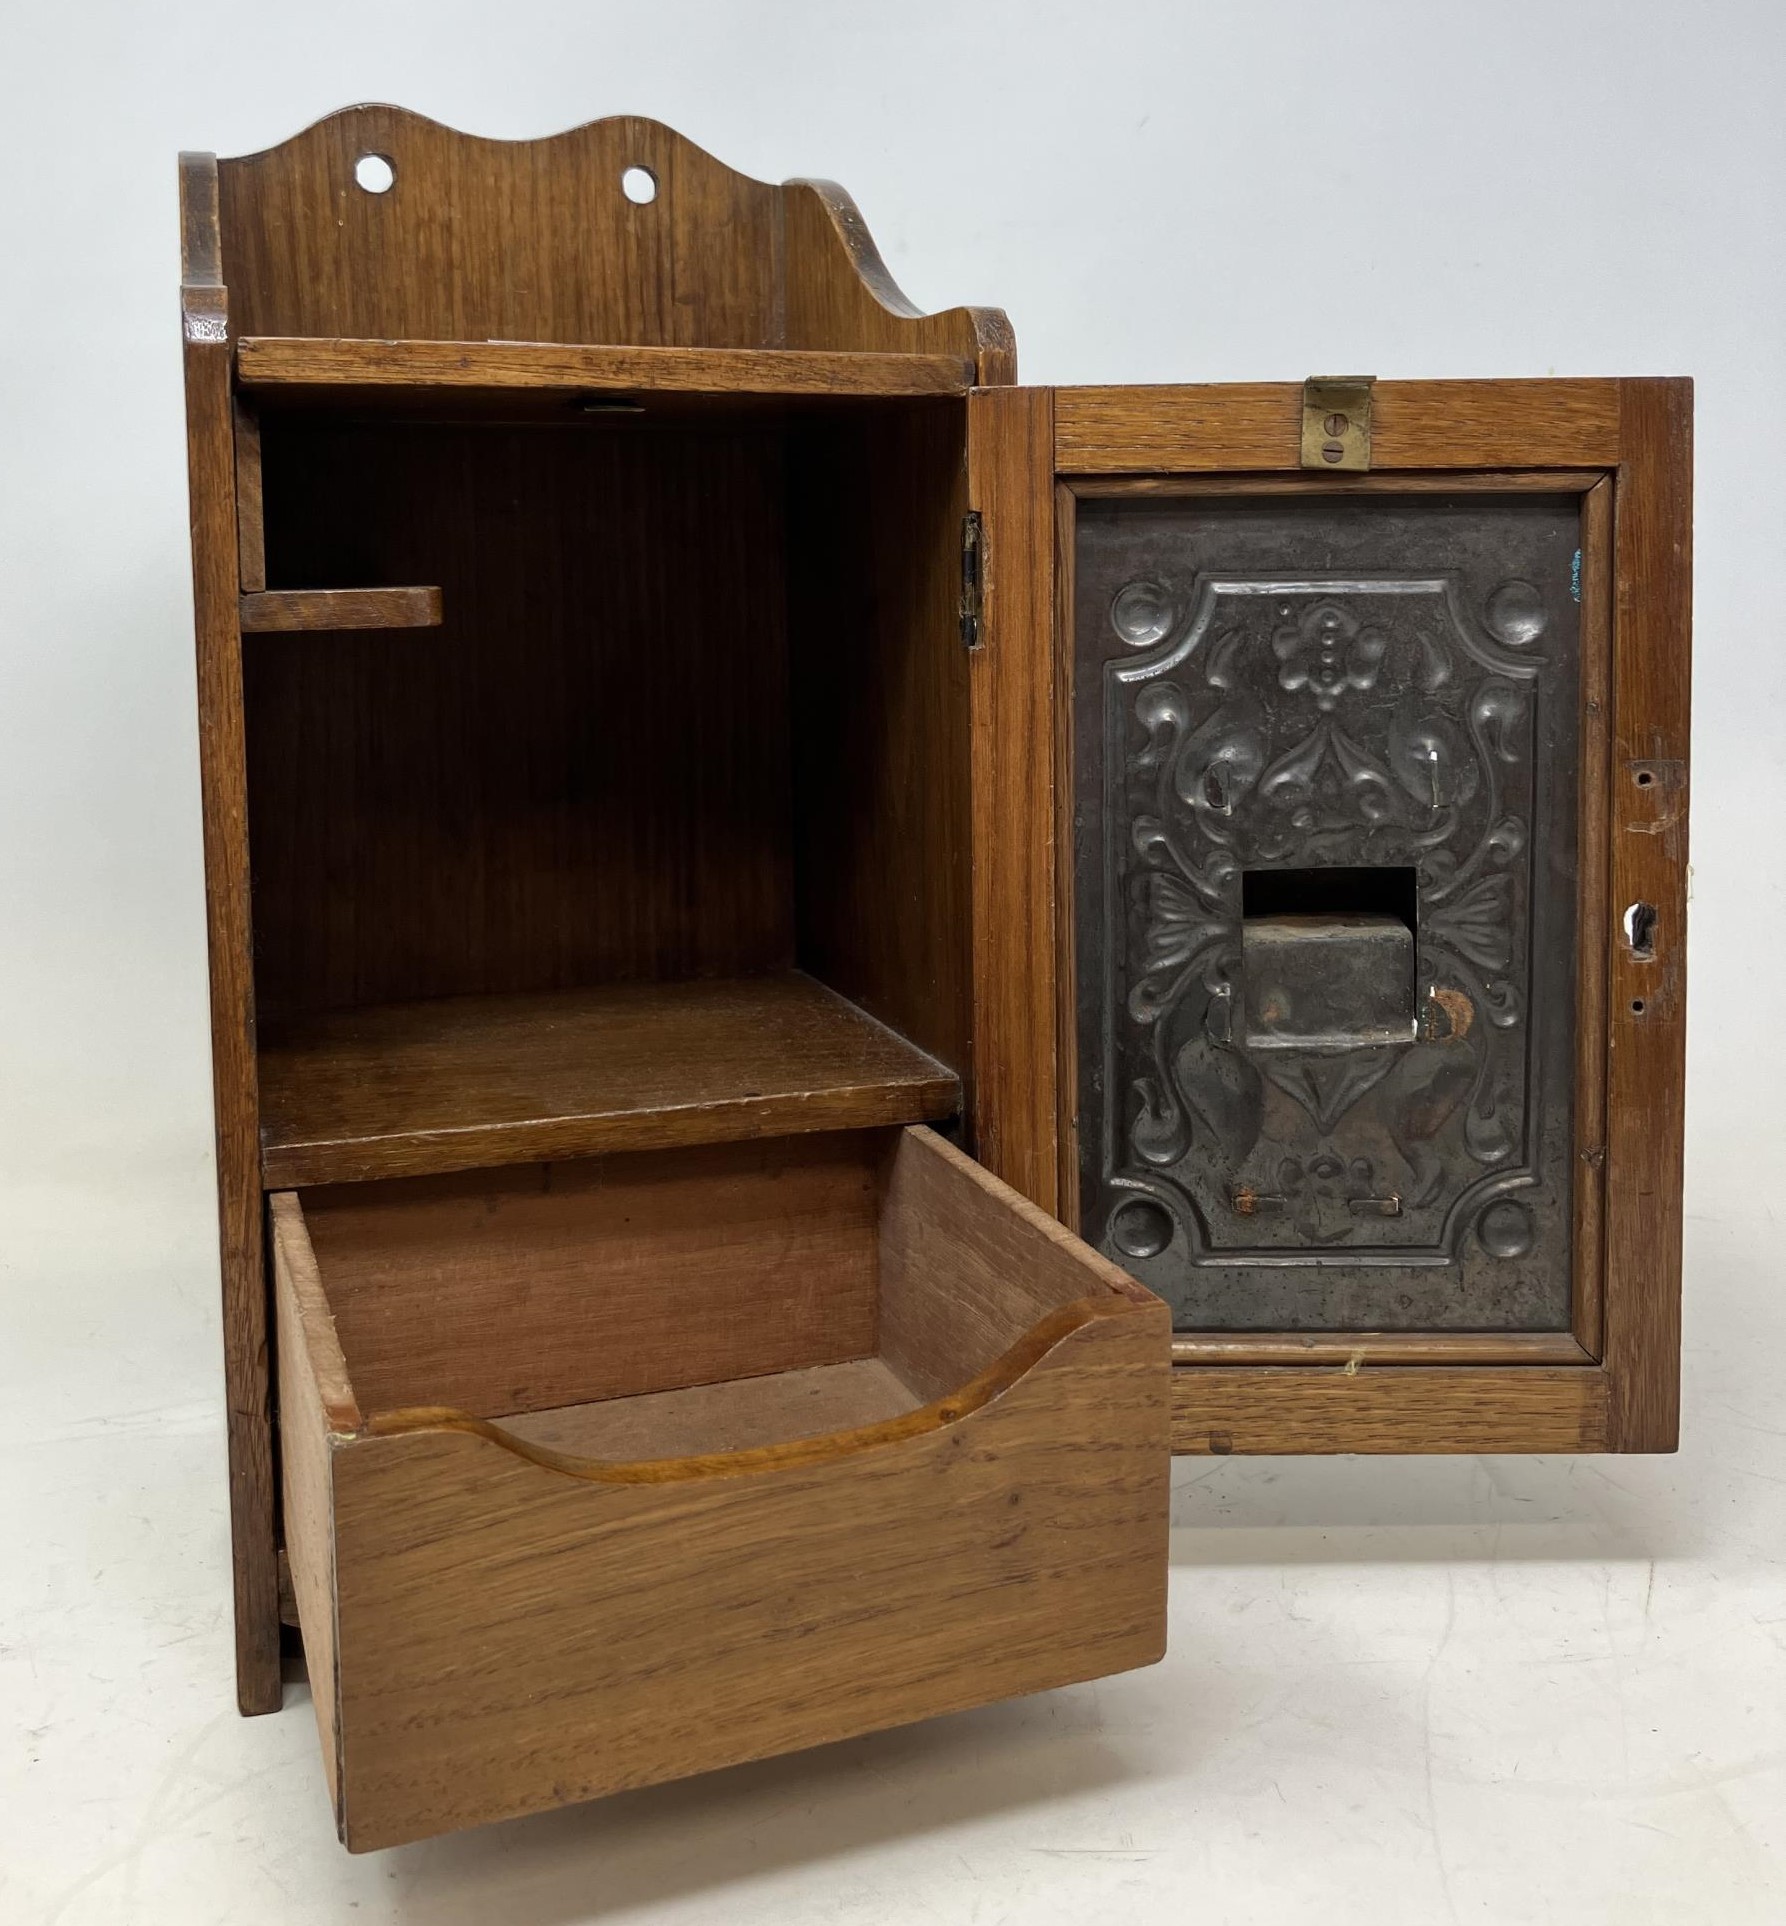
[969,379,1691,1454]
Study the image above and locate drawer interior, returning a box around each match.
[274,1123,1168,1848]
[280,1125,1127,1457]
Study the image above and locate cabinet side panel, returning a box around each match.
[878,1126,1155,1401]
[779,181,1016,376]
[789,401,972,1075]
[182,173,281,1710]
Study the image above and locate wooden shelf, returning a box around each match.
[236,337,973,402]
[257,972,961,1187]
[240,587,443,632]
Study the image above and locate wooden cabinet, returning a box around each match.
[181,105,1690,1848]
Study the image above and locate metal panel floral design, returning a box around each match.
[1072,494,1582,1331]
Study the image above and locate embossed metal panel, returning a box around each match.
[1073,494,1582,1331]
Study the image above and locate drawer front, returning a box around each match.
[274,1127,1169,1851]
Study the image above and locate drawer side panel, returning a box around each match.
[272,1205,348,1820]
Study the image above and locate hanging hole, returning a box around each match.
[354,153,396,195]
[1622,901,1657,959]
[621,164,658,205]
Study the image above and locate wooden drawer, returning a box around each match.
[272,1125,1169,1851]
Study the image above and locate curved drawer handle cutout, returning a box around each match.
[358,1295,1128,1487]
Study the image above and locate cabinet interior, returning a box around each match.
[242,393,970,1184]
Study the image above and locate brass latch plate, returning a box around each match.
[1301,375,1375,471]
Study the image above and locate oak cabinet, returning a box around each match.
[181,105,1689,1849]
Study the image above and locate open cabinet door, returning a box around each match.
[969,380,1690,1455]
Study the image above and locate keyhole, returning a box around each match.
[1623,901,1657,960]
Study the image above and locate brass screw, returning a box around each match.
[1321,441,1345,462]
[1324,412,1349,436]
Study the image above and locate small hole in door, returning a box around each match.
[354,153,396,195]
[621,164,658,205]
[1636,769,1655,787]
[1631,999,1647,1014]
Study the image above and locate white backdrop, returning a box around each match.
[3,4,1783,1922]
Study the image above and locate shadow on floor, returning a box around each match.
[375,1688,1148,1926]
[1166,1441,1706,1564]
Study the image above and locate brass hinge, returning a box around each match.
[1301,375,1375,471]
[960,510,984,649]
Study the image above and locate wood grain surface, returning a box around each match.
[780,177,1016,379]
[286,1132,889,1416]
[258,973,959,1186]
[213,105,1010,374]
[238,336,972,398]
[1602,379,1692,1450]
[967,387,1062,1213]
[272,1198,347,1802]
[240,586,441,632]
[1069,470,1611,498]
[233,401,265,590]
[180,150,281,1714]
[246,413,795,1019]
[498,1358,919,1460]
[275,1126,1168,1849]
[789,400,973,1077]
[1572,475,1615,1358]
[1170,1332,1596,1367]
[1054,380,1623,474]
[880,1120,1155,1400]
[1172,1363,1611,1454]
[325,1309,1162,1850]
